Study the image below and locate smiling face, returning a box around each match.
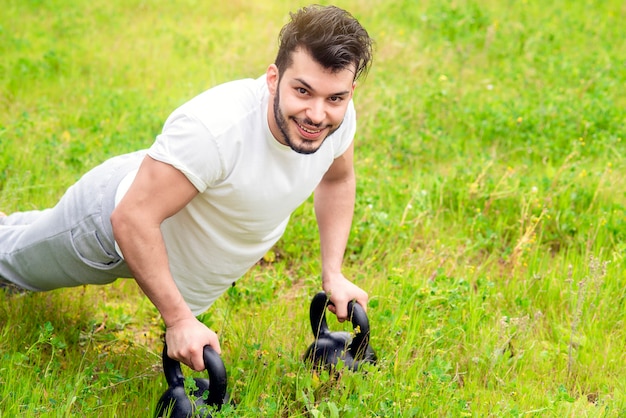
[266,48,356,154]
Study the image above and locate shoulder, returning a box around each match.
[168,76,267,135]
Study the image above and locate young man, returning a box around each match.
[0,5,373,371]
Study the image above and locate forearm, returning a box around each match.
[111,211,194,327]
[314,171,368,318]
[109,157,220,369]
[314,173,355,280]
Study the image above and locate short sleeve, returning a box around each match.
[148,112,224,192]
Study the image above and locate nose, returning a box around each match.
[305,99,326,125]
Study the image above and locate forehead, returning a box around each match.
[282,49,355,92]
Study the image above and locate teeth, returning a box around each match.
[298,123,321,134]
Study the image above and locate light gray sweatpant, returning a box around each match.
[0,150,147,291]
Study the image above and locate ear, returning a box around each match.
[266,64,279,96]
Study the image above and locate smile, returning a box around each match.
[294,119,326,139]
[299,124,322,134]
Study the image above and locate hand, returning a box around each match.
[164,316,221,371]
[322,272,368,322]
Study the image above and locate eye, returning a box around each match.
[329,96,344,103]
[296,87,308,95]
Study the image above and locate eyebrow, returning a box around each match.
[294,78,351,97]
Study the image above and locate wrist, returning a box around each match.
[321,270,343,288]
[161,301,195,328]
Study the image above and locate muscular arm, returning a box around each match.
[314,142,368,320]
[110,156,219,371]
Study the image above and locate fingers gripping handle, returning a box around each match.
[161,343,228,406]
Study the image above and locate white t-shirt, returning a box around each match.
[116,75,356,314]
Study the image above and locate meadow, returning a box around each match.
[1,0,625,416]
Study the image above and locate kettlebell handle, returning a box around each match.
[162,343,228,407]
[309,291,371,359]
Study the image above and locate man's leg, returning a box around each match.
[0,151,146,291]
[0,209,51,226]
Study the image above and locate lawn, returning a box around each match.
[1,0,625,416]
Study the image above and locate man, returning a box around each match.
[0,5,373,371]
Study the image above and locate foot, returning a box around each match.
[0,278,29,296]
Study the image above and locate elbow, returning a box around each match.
[110,206,131,242]
[110,204,162,242]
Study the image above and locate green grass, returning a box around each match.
[1,0,626,416]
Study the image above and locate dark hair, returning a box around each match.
[275,5,373,80]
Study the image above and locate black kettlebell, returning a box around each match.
[155,344,228,418]
[304,291,377,371]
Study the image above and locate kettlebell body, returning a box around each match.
[304,291,377,371]
[155,344,228,418]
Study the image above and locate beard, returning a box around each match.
[273,83,341,155]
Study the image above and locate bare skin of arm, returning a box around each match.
[110,156,219,371]
[314,142,368,320]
